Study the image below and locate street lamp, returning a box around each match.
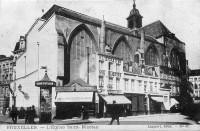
[18,84,22,92]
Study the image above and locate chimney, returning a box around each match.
[100,16,106,53]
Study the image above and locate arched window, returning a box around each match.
[113,40,132,63]
[70,29,96,60]
[145,46,158,66]
[170,49,179,69]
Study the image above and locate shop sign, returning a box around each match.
[40,89,51,113]
[107,90,123,94]
[35,81,56,86]
[56,86,97,92]
[55,92,93,102]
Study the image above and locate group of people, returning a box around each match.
[10,105,37,124]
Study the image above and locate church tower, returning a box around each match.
[126,0,143,29]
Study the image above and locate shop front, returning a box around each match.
[55,84,97,119]
[124,93,146,116]
[98,90,131,118]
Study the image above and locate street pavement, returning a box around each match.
[0,113,198,125]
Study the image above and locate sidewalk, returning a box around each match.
[0,113,196,125]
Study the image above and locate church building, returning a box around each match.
[11,1,186,118]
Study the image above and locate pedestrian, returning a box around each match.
[19,107,26,119]
[30,105,37,124]
[25,107,29,124]
[109,100,121,125]
[10,107,19,124]
[80,106,88,120]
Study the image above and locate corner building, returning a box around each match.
[12,2,186,118]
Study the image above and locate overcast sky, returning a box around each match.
[0,0,200,69]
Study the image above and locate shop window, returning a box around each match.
[194,78,197,82]
[116,78,120,90]
[131,80,135,91]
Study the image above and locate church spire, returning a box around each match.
[133,0,136,8]
[126,0,143,29]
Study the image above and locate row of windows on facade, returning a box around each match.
[190,77,200,82]
[99,76,179,94]
[99,77,158,93]
[193,83,200,89]
[69,29,180,69]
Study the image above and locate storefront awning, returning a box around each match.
[151,97,163,103]
[55,92,93,102]
[194,100,200,104]
[100,95,131,104]
[170,98,179,107]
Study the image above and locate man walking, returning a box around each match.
[109,100,121,125]
[10,107,19,124]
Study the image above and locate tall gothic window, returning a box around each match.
[70,29,96,61]
[146,47,158,66]
[170,49,179,69]
[113,39,132,63]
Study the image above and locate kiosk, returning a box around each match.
[35,70,56,123]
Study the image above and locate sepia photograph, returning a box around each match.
[0,0,200,130]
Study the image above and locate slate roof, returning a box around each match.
[139,20,183,43]
[139,20,171,39]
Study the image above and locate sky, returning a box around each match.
[0,0,200,69]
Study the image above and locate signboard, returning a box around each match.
[55,92,93,102]
[55,86,97,92]
[40,89,52,113]
[36,81,56,87]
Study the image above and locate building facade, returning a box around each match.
[189,69,200,98]
[12,1,186,118]
[0,55,14,115]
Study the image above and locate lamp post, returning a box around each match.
[86,45,90,84]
